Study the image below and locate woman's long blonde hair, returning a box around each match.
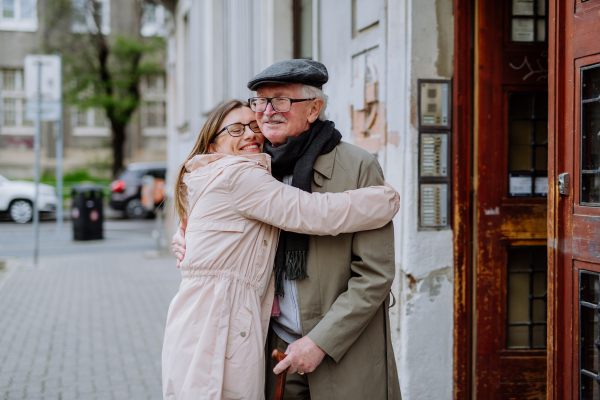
[173,100,249,221]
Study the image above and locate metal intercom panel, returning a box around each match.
[418,79,452,229]
[419,82,450,128]
[420,184,449,227]
[420,133,449,177]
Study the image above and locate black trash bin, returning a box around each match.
[71,185,104,240]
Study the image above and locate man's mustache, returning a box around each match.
[260,114,287,123]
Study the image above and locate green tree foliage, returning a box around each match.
[42,0,165,178]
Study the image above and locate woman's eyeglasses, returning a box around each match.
[215,121,261,139]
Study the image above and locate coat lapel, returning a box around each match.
[312,146,337,188]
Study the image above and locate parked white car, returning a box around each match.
[0,174,59,223]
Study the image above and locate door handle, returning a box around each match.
[558,173,569,195]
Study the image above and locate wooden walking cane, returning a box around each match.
[271,349,289,400]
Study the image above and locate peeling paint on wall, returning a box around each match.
[350,49,388,153]
[388,131,400,147]
[404,267,453,315]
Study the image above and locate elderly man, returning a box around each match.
[173,60,401,400]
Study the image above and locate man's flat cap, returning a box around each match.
[247,59,328,91]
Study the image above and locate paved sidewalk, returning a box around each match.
[0,250,181,400]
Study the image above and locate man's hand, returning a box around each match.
[273,336,326,375]
[172,219,187,268]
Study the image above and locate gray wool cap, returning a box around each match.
[247,59,328,91]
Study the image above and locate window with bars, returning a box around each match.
[510,0,547,43]
[2,69,17,90]
[1,69,33,132]
[94,109,108,127]
[293,0,312,60]
[3,98,16,126]
[70,106,109,136]
[140,74,166,135]
[142,101,165,128]
[508,92,548,197]
[140,3,166,37]
[71,0,110,34]
[75,108,87,126]
[506,246,547,350]
[143,75,165,95]
[0,0,37,31]
[21,101,32,126]
[579,271,600,399]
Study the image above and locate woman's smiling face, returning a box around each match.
[209,107,265,156]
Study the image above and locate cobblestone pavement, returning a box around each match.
[0,220,181,399]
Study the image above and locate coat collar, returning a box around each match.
[312,145,337,179]
[185,153,271,173]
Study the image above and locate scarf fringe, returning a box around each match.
[285,251,308,280]
[274,251,309,297]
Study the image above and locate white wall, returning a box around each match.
[318,0,454,398]
[395,1,454,398]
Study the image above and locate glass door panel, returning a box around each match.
[581,64,600,206]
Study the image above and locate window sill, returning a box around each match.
[0,20,38,32]
[72,126,110,137]
[0,126,35,136]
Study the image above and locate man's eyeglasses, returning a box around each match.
[248,97,315,113]
[214,121,261,140]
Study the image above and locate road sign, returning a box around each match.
[24,55,61,121]
[25,101,61,121]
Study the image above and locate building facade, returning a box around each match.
[162,0,600,399]
[0,0,168,179]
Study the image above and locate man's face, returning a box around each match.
[255,83,319,146]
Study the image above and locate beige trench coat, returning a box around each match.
[162,153,399,400]
[266,141,402,400]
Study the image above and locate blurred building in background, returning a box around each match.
[0,0,169,179]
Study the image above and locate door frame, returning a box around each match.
[547,0,571,398]
[452,0,473,398]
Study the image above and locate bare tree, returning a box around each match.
[43,0,165,177]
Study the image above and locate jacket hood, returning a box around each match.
[183,153,272,212]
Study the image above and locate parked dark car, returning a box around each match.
[109,162,166,219]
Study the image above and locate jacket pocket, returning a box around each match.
[186,219,246,233]
[225,304,253,359]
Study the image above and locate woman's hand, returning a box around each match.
[172,219,187,268]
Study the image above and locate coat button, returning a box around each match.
[263,240,268,246]
[240,331,246,337]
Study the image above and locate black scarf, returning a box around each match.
[265,119,342,296]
